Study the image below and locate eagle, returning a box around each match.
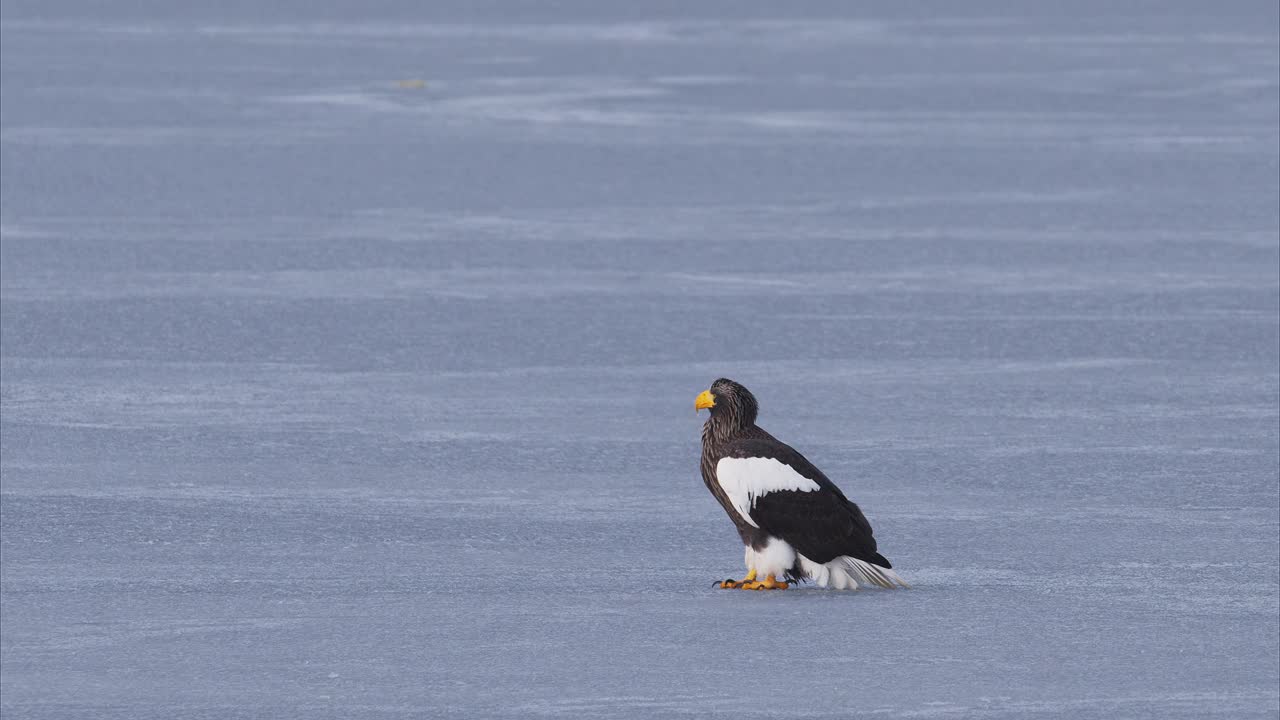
[696,378,907,591]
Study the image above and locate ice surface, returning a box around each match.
[2,1,1278,718]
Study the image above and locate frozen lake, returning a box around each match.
[2,1,1278,717]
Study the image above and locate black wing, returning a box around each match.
[722,436,890,567]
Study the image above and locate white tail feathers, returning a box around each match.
[839,556,910,589]
[798,554,910,590]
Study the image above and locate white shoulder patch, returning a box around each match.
[715,456,821,528]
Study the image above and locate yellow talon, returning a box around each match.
[739,574,788,591]
[717,569,757,589]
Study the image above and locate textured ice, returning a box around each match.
[2,1,1278,718]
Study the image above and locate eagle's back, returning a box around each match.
[705,424,890,567]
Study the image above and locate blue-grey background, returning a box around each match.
[2,1,1278,718]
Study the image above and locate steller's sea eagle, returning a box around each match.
[696,378,907,591]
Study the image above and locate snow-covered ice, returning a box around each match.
[2,1,1278,718]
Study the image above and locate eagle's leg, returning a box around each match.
[740,574,789,591]
[718,568,757,589]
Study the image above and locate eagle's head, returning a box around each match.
[695,377,759,430]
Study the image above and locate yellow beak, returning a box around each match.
[695,390,716,412]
